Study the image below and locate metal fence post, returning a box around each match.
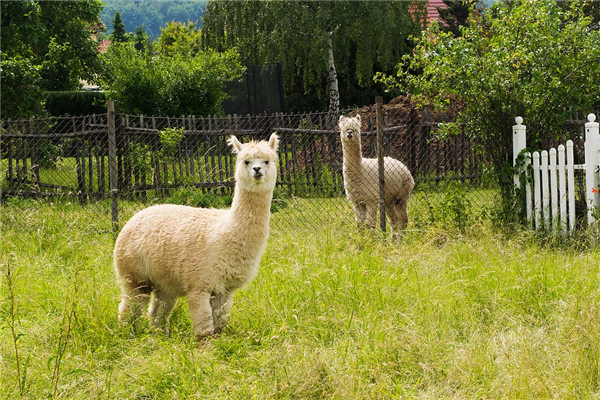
[376,96,386,232]
[107,100,119,233]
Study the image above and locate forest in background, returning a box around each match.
[100,0,207,38]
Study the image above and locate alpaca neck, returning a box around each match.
[342,141,363,178]
[227,185,272,232]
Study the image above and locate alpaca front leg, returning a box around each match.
[352,202,367,227]
[187,291,214,338]
[211,291,235,333]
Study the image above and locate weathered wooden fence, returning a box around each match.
[1,102,482,201]
[1,99,491,232]
[513,114,600,233]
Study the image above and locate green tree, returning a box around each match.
[379,0,600,209]
[100,42,244,116]
[201,0,421,112]
[133,25,150,52]
[111,11,128,43]
[437,0,481,37]
[156,21,202,57]
[1,1,103,117]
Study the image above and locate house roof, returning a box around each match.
[426,0,447,24]
[411,0,448,26]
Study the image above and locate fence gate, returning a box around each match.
[513,114,599,233]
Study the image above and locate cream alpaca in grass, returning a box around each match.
[114,133,279,339]
[339,115,414,231]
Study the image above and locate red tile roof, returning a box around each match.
[427,0,447,23]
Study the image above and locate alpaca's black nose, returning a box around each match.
[253,166,261,172]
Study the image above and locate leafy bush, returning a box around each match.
[100,42,244,116]
[158,127,185,160]
[37,140,62,168]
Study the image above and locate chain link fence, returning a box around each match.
[2,97,504,235]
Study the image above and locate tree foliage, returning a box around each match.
[100,0,208,39]
[133,25,150,52]
[111,11,128,43]
[1,1,103,117]
[156,21,202,57]
[437,0,481,37]
[100,42,244,116]
[379,0,600,205]
[201,0,421,111]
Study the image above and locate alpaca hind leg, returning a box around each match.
[394,199,409,231]
[385,202,401,232]
[117,277,152,322]
[187,291,214,339]
[365,204,378,229]
[148,289,177,334]
[211,291,235,333]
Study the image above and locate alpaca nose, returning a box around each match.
[252,166,263,177]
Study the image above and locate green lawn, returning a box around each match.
[1,199,599,399]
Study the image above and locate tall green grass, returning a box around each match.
[1,200,600,399]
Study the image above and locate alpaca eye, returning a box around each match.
[245,161,250,165]
[265,161,269,165]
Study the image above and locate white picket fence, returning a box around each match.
[513,114,600,233]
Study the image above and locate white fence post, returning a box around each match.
[533,152,541,229]
[558,144,567,234]
[512,116,531,223]
[513,116,527,189]
[549,148,558,229]
[585,113,600,226]
[541,150,550,229]
[566,140,576,232]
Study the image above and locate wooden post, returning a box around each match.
[376,96,386,233]
[107,100,119,233]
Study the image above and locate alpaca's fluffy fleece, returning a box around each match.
[114,133,279,339]
[339,115,414,231]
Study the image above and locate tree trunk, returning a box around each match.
[327,30,340,128]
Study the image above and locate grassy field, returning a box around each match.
[1,199,600,399]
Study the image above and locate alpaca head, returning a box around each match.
[228,133,279,193]
[339,115,362,146]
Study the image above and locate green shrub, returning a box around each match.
[100,42,244,116]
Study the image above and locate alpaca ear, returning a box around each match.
[228,135,243,154]
[355,114,362,123]
[268,132,279,152]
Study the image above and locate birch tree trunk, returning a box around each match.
[327,30,340,128]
